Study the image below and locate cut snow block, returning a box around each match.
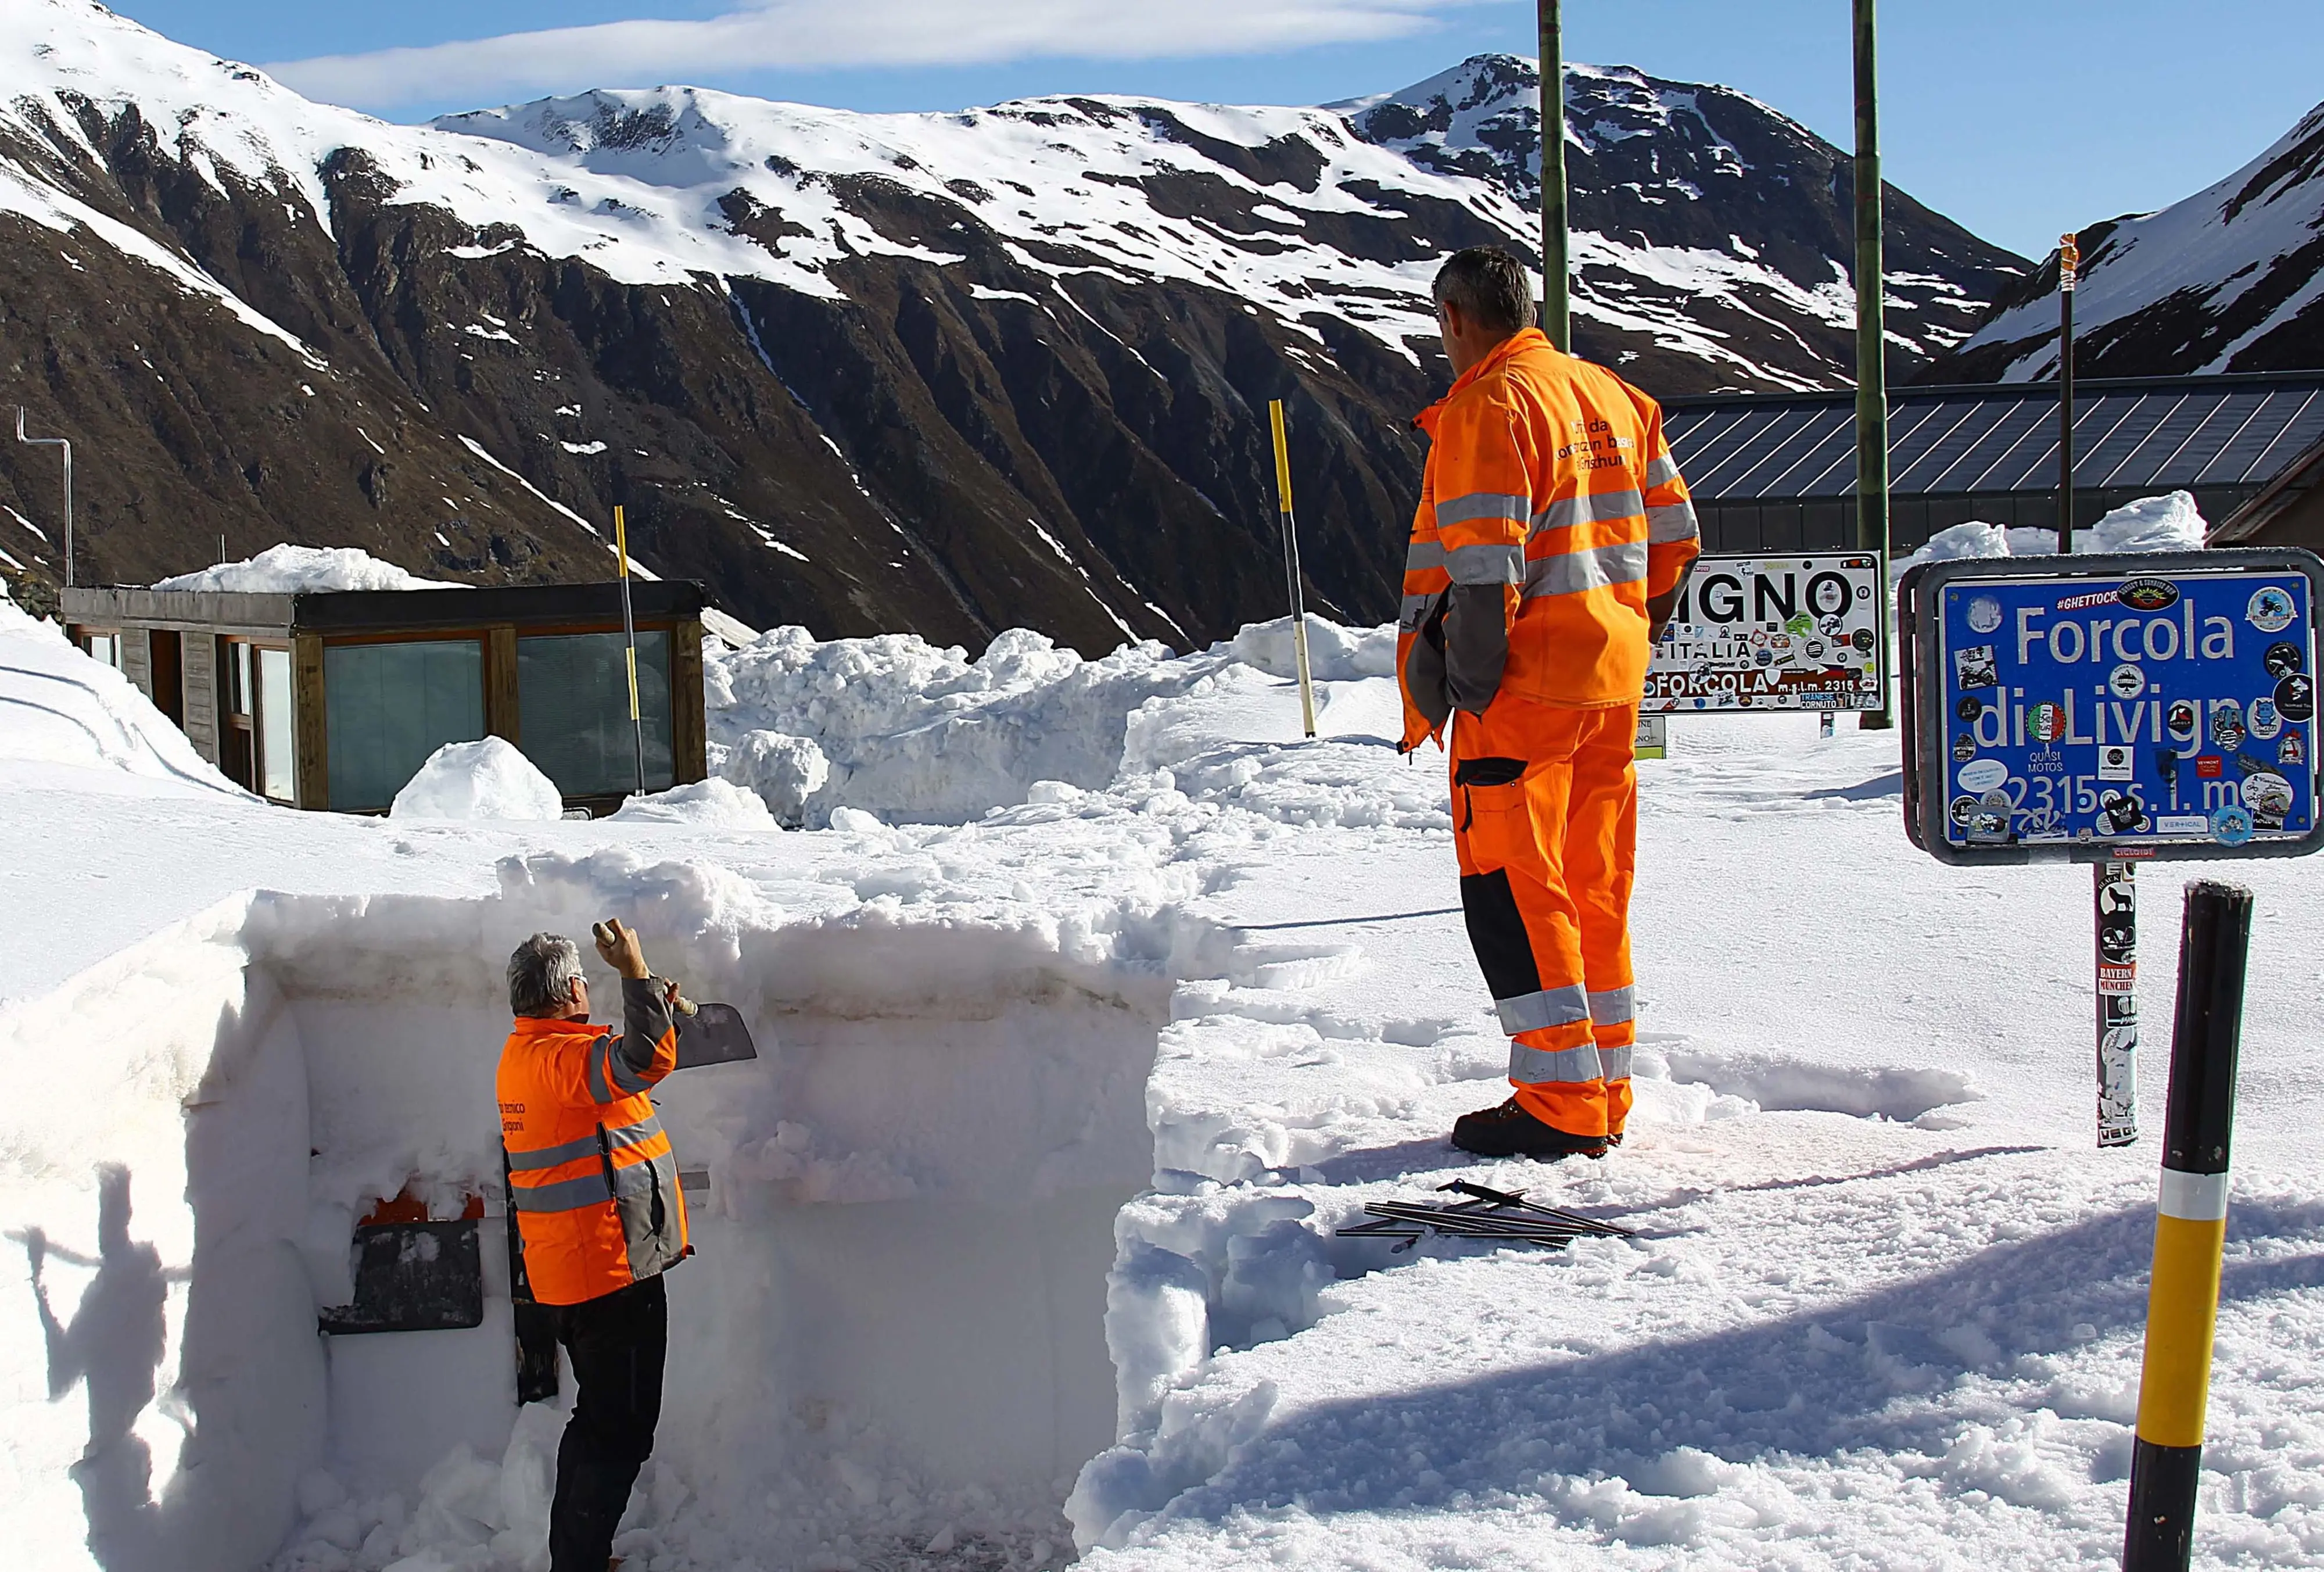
[318,1190,486,1335]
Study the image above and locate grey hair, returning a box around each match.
[508,933,583,1018]
[1433,246,1536,338]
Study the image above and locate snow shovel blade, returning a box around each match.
[675,1001,758,1068]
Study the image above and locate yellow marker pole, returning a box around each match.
[1267,399,1318,738]
[2124,879,2253,1571]
[614,505,646,796]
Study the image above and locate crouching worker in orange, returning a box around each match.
[500,921,689,1571]
[1398,247,1701,1161]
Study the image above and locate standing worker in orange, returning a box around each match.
[500,921,690,1570]
[1399,246,1701,1160]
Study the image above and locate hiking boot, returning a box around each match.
[1450,1098,1608,1161]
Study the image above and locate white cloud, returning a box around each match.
[268,0,1487,113]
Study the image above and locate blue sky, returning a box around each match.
[110,1,2324,262]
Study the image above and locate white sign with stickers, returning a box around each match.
[1646,554,1885,713]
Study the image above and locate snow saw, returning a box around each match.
[1336,1180,1633,1253]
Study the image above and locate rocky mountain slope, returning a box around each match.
[0,3,2025,646]
[1338,55,2027,395]
[1931,100,2324,382]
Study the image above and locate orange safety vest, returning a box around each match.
[498,983,688,1307]
[1398,328,1701,749]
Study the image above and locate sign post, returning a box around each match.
[2060,232,2081,553]
[1537,0,1568,352]
[2095,859,2139,1145]
[1852,0,1892,729]
[2124,879,2253,1570]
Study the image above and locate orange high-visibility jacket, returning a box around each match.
[1398,328,1700,750]
[498,978,688,1307]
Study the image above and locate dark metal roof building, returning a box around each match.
[1664,371,2324,555]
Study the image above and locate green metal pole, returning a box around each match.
[1538,0,1569,352]
[1853,0,1892,730]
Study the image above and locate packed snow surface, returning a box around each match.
[152,544,465,595]
[389,737,565,821]
[6,603,2324,1571]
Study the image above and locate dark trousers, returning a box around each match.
[548,1274,666,1572]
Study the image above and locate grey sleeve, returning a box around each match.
[1443,583,1511,715]
[616,976,675,1077]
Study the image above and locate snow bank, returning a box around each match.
[608,776,777,829]
[704,625,1220,826]
[1227,615,1396,683]
[153,545,463,595]
[1902,495,2208,572]
[1902,520,2014,568]
[2078,489,2208,553]
[0,595,242,794]
[389,737,564,821]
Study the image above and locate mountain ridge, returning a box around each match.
[0,3,2027,647]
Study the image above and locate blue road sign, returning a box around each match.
[1902,550,2324,864]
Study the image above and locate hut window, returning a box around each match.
[81,632,121,670]
[257,646,296,803]
[516,629,674,798]
[324,639,487,811]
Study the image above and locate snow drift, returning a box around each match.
[0,594,242,795]
[152,545,464,595]
[389,738,565,822]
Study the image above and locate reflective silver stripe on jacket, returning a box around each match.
[1434,491,1533,528]
[510,1170,615,1212]
[1588,985,1637,1025]
[1598,1045,1636,1082]
[1647,501,1700,545]
[1529,488,1646,536]
[605,1113,668,1152]
[1399,592,1439,632]
[1644,452,1683,487]
[1521,541,1650,600]
[1404,539,1445,575]
[1509,1040,1606,1085]
[1495,983,1590,1035]
[506,1132,602,1173]
[1447,542,1526,585]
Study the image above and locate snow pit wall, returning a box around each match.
[1,879,1170,1569]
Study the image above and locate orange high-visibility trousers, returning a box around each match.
[1450,694,1638,1138]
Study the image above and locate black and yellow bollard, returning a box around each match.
[2122,879,2253,1571]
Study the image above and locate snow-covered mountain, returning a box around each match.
[1934,100,2324,382]
[1339,56,2028,391]
[0,3,2025,645]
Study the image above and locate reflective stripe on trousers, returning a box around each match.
[1509,1040,1605,1086]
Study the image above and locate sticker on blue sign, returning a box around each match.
[1899,549,2324,865]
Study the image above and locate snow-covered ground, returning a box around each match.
[5,589,2323,1572]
